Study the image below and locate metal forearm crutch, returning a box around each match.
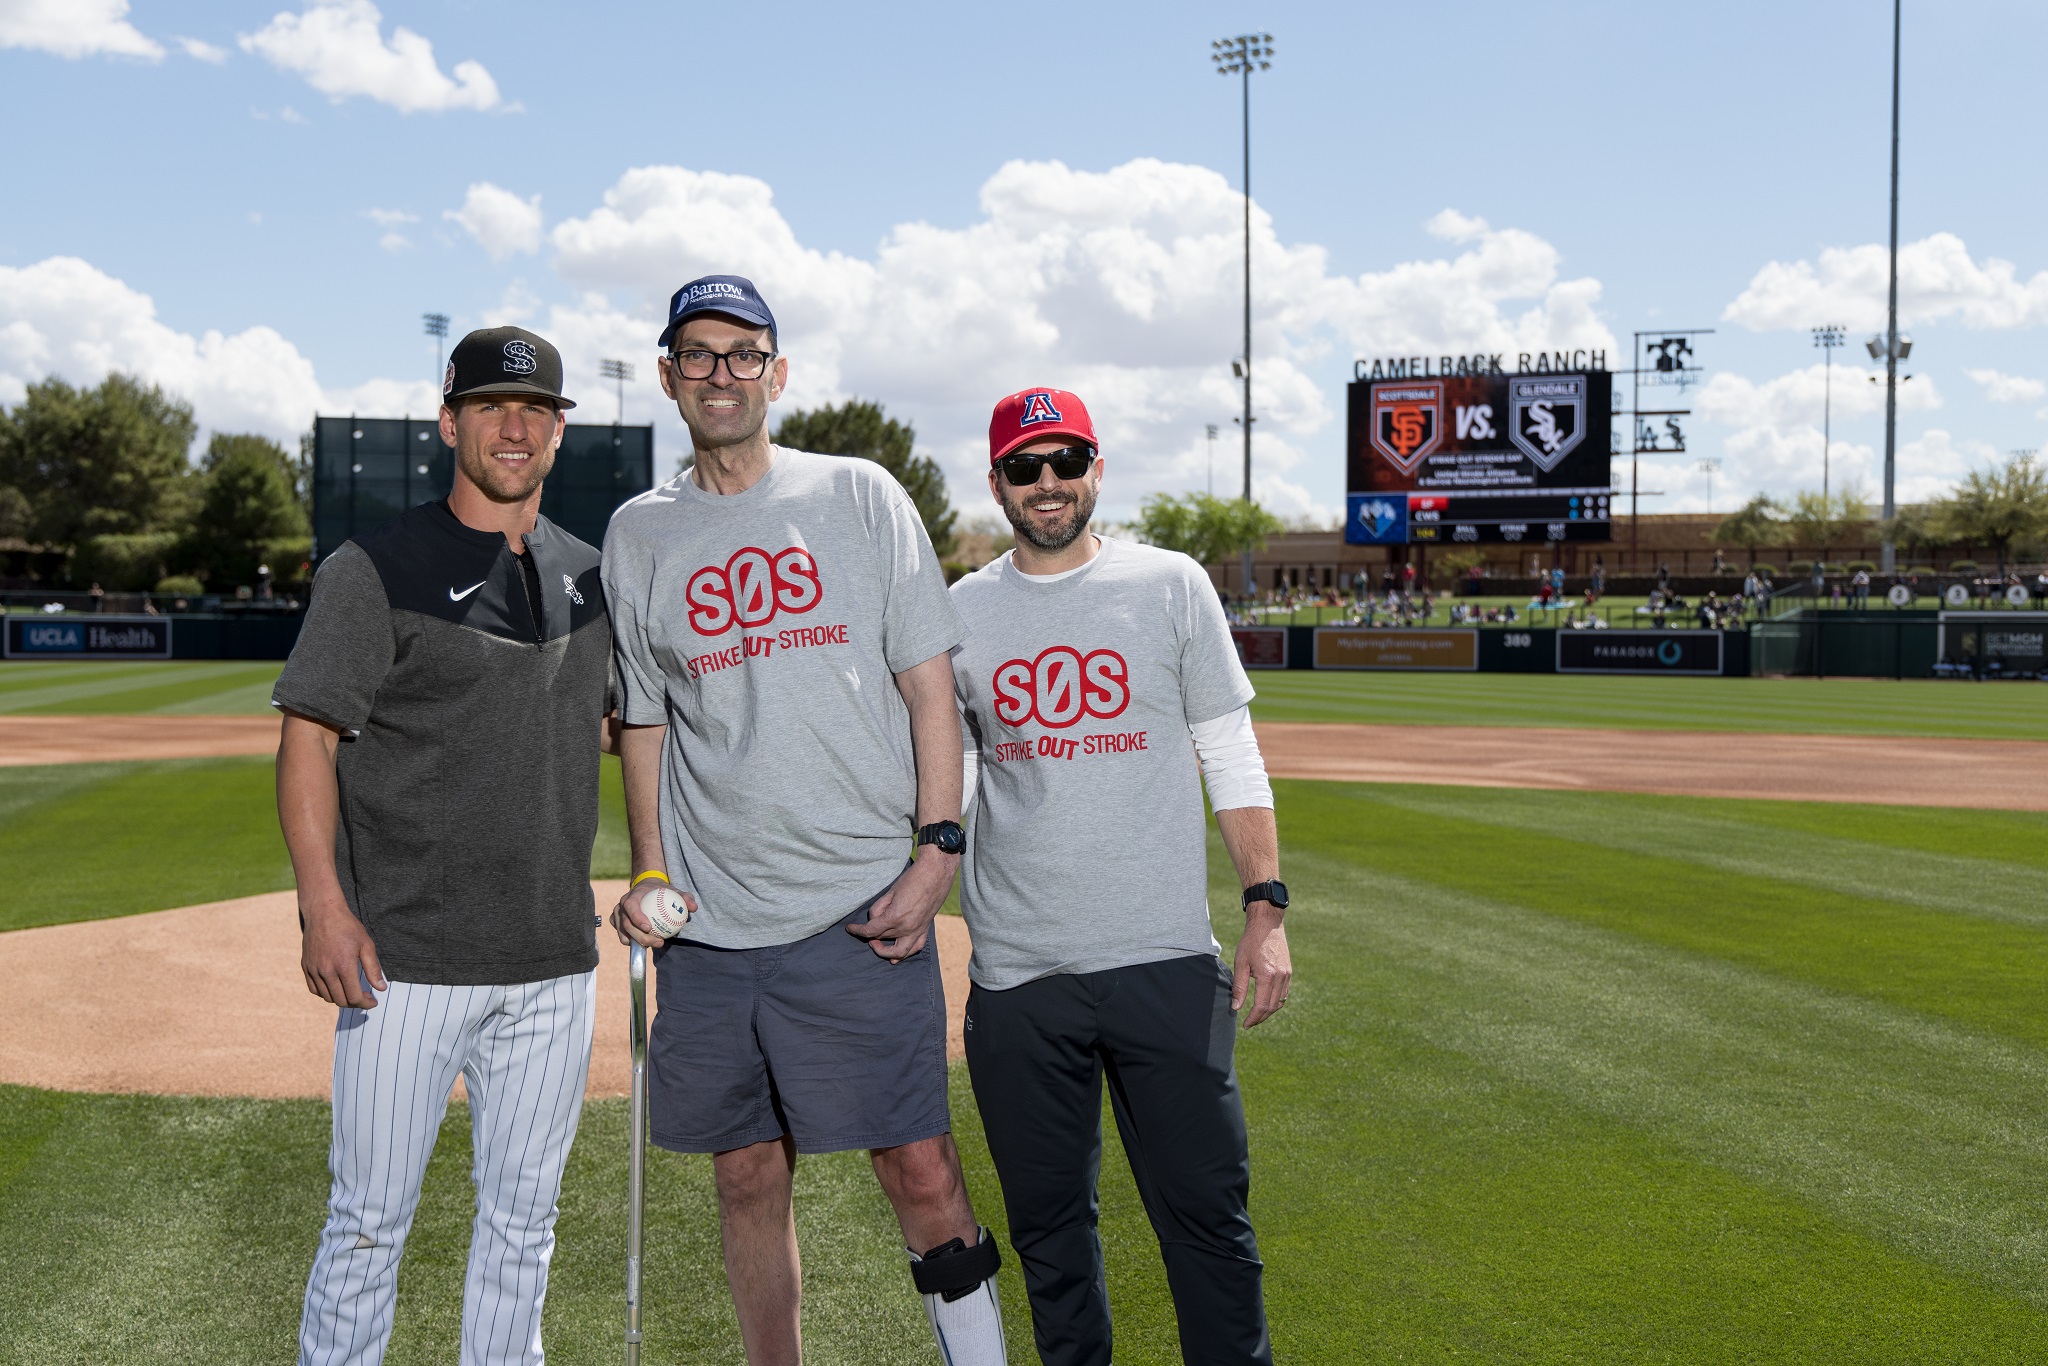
[625,940,648,1364]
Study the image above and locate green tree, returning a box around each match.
[177,433,311,588]
[773,399,956,557]
[0,374,196,550]
[1783,484,1868,567]
[1131,492,1284,569]
[0,483,30,541]
[1881,502,1938,564]
[1713,494,1787,569]
[1928,451,2048,578]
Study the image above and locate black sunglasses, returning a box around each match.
[996,446,1096,486]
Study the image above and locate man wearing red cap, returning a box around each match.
[949,387,1291,1365]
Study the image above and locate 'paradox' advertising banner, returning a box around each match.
[3,616,173,659]
[1556,630,1722,675]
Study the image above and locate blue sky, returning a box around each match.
[2,0,2043,523]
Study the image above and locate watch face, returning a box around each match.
[1267,881,1289,909]
[936,825,966,854]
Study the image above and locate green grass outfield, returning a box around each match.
[0,661,284,715]
[6,780,2048,1361]
[1249,669,2048,740]
[0,754,632,932]
[5,660,2047,741]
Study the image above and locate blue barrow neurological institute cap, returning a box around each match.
[658,275,779,349]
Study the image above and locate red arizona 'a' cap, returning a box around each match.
[988,387,1096,464]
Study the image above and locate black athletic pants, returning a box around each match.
[964,952,1272,1366]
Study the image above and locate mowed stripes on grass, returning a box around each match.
[0,754,633,932]
[0,661,285,715]
[6,780,2048,1360]
[1250,669,2048,741]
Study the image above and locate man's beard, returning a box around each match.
[1001,480,1097,552]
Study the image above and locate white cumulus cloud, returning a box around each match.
[546,158,1614,519]
[1965,368,2045,403]
[1687,363,1947,509]
[1724,232,2048,332]
[176,35,226,63]
[239,0,501,114]
[0,0,161,59]
[447,183,542,260]
[0,256,427,447]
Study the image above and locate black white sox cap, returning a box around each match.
[443,325,577,409]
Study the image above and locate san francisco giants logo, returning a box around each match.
[1387,406,1429,455]
[686,546,822,634]
[991,647,1129,729]
[1369,382,1443,474]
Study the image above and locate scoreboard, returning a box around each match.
[1345,369,1613,545]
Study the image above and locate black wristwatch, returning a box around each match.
[916,820,967,856]
[1241,880,1289,912]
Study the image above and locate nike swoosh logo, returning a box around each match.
[449,581,485,601]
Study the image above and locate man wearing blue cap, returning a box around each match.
[604,276,1008,1365]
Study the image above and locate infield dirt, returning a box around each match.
[0,882,974,1100]
[5,712,2045,811]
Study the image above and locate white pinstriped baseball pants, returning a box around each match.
[298,970,596,1366]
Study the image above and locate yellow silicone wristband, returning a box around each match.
[630,870,669,888]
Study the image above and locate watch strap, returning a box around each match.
[1241,879,1288,911]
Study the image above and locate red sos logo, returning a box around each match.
[687,546,822,634]
[991,647,1129,729]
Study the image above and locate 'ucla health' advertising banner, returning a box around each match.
[4,616,172,659]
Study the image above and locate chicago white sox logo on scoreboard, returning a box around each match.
[1507,376,1587,471]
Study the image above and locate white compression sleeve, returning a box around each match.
[1190,704,1273,812]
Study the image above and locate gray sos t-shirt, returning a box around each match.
[603,448,965,949]
[949,538,1256,990]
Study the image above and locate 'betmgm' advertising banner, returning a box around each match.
[3,616,172,659]
[1345,368,1613,546]
[1556,629,1722,675]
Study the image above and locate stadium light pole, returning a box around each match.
[424,313,450,397]
[1205,423,1219,496]
[1696,457,1721,515]
[1813,324,1845,508]
[1879,0,1902,572]
[599,359,634,425]
[1213,32,1273,599]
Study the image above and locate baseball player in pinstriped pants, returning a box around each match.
[275,328,614,1365]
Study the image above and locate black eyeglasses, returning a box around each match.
[667,348,777,381]
[996,446,1095,486]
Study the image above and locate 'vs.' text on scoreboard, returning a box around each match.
[1345,367,1613,547]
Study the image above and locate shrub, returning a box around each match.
[1787,561,1815,576]
[1753,563,1778,578]
[1845,560,1878,573]
[155,575,204,596]
[1949,560,1979,574]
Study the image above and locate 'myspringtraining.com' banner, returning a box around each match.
[1313,628,1477,671]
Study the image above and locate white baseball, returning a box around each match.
[640,886,692,938]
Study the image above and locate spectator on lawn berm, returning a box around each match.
[950,385,1292,1366]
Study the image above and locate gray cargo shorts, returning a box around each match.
[647,887,951,1155]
